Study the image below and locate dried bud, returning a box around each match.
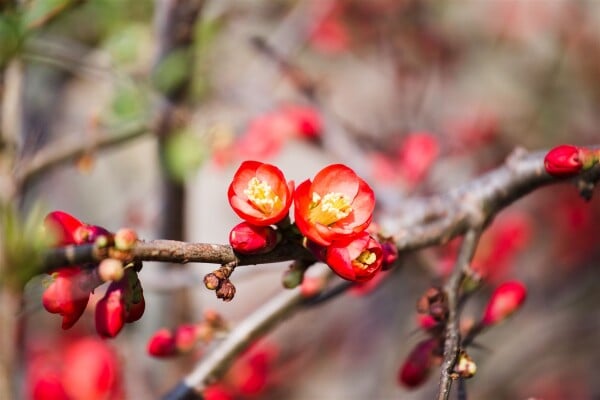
[454,351,477,379]
[229,222,278,254]
[98,259,124,282]
[416,287,448,322]
[204,273,221,290]
[481,281,527,326]
[544,145,584,177]
[147,328,177,358]
[114,228,138,251]
[216,280,236,302]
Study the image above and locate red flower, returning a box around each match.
[325,233,383,282]
[294,164,375,246]
[279,105,322,140]
[42,268,91,330]
[228,161,294,226]
[44,211,83,246]
[544,145,583,177]
[61,338,123,400]
[481,281,527,326]
[229,222,279,254]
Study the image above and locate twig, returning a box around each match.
[162,268,335,400]
[13,122,149,187]
[437,229,481,400]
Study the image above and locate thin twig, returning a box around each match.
[13,122,149,187]
[437,229,481,400]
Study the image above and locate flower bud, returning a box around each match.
[147,328,177,358]
[229,222,278,254]
[175,324,198,353]
[114,228,138,251]
[381,241,399,270]
[216,280,236,302]
[42,268,90,330]
[95,283,126,338]
[398,338,438,388]
[544,145,583,177]
[481,281,527,326]
[98,259,124,282]
[454,350,477,379]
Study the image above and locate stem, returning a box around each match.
[437,229,481,400]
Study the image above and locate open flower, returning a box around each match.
[294,164,375,246]
[228,161,294,226]
[325,232,383,282]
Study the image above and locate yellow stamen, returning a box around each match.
[308,192,352,226]
[352,250,377,270]
[243,177,281,215]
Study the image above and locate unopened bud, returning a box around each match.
[398,338,437,389]
[282,267,304,289]
[216,280,236,302]
[175,324,199,353]
[544,145,584,177]
[147,328,177,358]
[229,222,278,254]
[381,241,399,270]
[114,228,138,251]
[481,281,527,326]
[98,258,125,282]
[204,273,221,290]
[454,351,477,379]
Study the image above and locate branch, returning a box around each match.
[437,229,481,400]
[13,122,149,187]
[41,240,315,273]
[162,268,335,400]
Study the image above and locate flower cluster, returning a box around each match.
[228,161,390,283]
[43,211,145,337]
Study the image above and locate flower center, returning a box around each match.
[352,250,377,270]
[309,192,352,226]
[244,177,281,215]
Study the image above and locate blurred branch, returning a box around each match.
[13,121,149,187]
[162,268,336,400]
[25,0,86,31]
[437,228,481,400]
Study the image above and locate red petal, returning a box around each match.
[311,164,359,199]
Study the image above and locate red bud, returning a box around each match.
[175,324,198,353]
[398,338,437,389]
[544,145,583,177]
[147,328,177,358]
[229,222,278,254]
[481,281,527,326]
[95,283,126,338]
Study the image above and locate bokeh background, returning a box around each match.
[1,0,600,399]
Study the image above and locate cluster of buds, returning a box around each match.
[227,161,392,290]
[204,263,237,302]
[147,309,227,358]
[398,281,527,390]
[544,144,599,177]
[42,211,145,337]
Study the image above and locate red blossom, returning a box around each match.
[229,222,278,254]
[44,211,84,246]
[42,268,91,330]
[325,232,383,282]
[481,281,527,326]
[61,338,123,400]
[279,104,322,140]
[228,161,294,226]
[294,164,375,246]
[175,324,199,353]
[544,145,583,177]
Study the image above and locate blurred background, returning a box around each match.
[1,0,600,399]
